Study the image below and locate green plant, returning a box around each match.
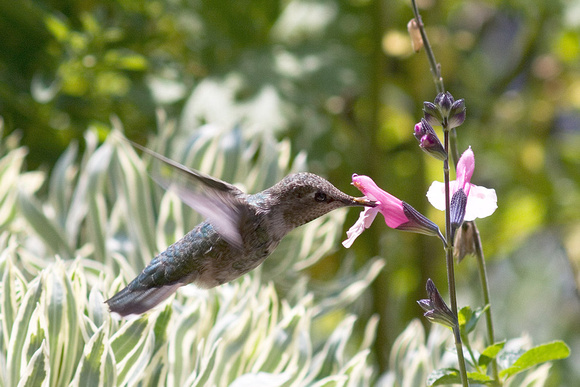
[0,119,384,386]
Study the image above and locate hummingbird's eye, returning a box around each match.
[314,191,327,202]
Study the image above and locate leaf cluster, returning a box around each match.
[0,122,384,386]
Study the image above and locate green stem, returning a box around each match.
[444,130,469,387]
[473,222,500,383]
[411,0,468,384]
[410,0,444,94]
[449,128,460,168]
[450,128,499,384]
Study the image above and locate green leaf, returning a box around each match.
[2,252,27,343]
[17,341,48,387]
[25,319,45,366]
[466,372,494,384]
[312,315,356,380]
[88,286,106,329]
[46,268,66,387]
[479,341,506,367]
[152,304,173,355]
[168,306,203,385]
[87,193,108,263]
[427,368,460,385]
[156,192,184,251]
[190,339,220,387]
[142,351,168,387]
[111,135,157,267]
[427,368,495,385]
[458,305,489,336]
[116,330,154,386]
[66,133,109,251]
[18,190,74,259]
[48,141,78,230]
[110,316,150,362]
[254,309,303,373]
[75,325,109,387]
[69,321,115,387]
[499,341,570,380]
[60,266,83,387]
[0,148,27,228]
[7,279,43,387]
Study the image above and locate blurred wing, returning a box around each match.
[128,140,247,249]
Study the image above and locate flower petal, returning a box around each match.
[456,146,474,190]
[426,181,446,211]
[464,184,497,220]
[342,207,379,248]
[352,175,408,228]
[427,180,465,211]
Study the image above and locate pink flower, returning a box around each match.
[343,174,443,248]
[426,147,497,221]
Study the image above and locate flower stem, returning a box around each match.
[444,130,469,387]
[411,0,469,384]
[449,129,499,384]
[472,222,500,383]
[449,128,460,168]
[410,0,444,94]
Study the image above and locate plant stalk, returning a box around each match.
[411,0,468,384]
[450,125,499,384]
[410,0,444,94]
[444,130,469,387]
[472,222,500,383]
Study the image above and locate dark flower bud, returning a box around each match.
[420,133,447,161]
[398,201,445,244]
[413,121,426,141]
[434,92,454,118]
[424,112,441,128]
[448,99,466,129]
[450,188,467,239]
[423,101,443,126]
[417,279,457,328]
[414,119,447,161]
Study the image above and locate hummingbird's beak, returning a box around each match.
[351,197,377,207]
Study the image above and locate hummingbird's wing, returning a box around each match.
[127,140,248,250]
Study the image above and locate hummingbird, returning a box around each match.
[106,141,375,317]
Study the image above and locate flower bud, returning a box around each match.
[423,101,443,126]
[434,92,454,118]
[448,98,466,129]
[450,188,467,238]
[414,119,447,161]
[417,279,457,328]
[398,201,445,243]
[420,133,447,161]
[413,121,426,141]
[429,92,466,130]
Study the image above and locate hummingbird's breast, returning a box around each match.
[179,206,280,288]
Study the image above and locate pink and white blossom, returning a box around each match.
[344,174,443,247]
[426,147,497,221]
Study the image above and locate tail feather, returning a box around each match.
[106,283,182,317]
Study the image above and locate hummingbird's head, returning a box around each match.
[265,172,376,230]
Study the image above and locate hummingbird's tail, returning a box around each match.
[106,282,182,317]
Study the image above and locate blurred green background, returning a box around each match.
[1,0,579,383]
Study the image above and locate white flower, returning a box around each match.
[426,147,497,220]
